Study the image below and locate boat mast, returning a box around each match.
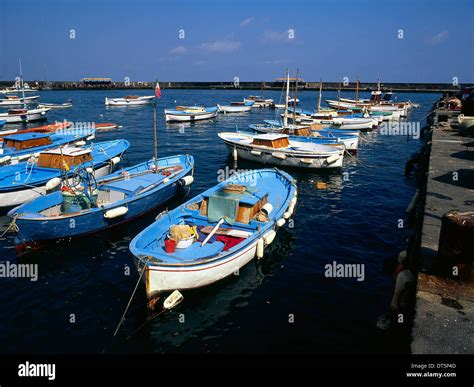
[283,69,290,127]
[356,74,359,104]
[153,81,158,173]
[317,77,322,112]
[292,68,299,124]
[18,59,26,110]
[337,80,341,111]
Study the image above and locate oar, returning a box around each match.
[201,218,225,247]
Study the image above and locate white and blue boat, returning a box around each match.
[0,130,95,165]
[217,100,254,113]
[8,154,194,254]
[0,139,129,210]
[164,106,218,122]
[246,126,359,152]
[129,168,297,298]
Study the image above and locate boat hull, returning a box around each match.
[0,163,113,210]
[0,108,50,123]
[223,142,344,169]
[217,104,252,113]
[10,159,194,249]
[143,239,259,294]
[165,110,218,122]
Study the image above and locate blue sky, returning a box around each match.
[1,0,473,82]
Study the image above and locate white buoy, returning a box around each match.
[283,211,291,219]
[104,206,128,219]
[164,290,184,309]
[86,167,93,174]
[263,230,276,245]
[261,202,273,215]
[46,177,61,191]
[180,175,194,186]
[272,152,286,160]
[256,238,264,258]
[86,134,95,140]
[0,155,12,164]
[276,218,285,227]
[300,158,313,164]
[288,203,295,214]
[111,156,121,165]
[251,150,262,156]
[325,154,340,165]
[75,140,86,146]
[291,196,297,206]
[163,177,170,184]
[233,146,238,161]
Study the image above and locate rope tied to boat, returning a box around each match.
[113,256,152,337]
[0,214,20,238]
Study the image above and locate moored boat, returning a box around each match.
[0,139,130,210]
[0,130,95,165]
[0,95,39,106]
[129,168,297,298]
[8,154,195,255]
[0,107,50,124]
[105,95,154,106]
[0,121,73,140]
[217,101,254,113]
[218,132,344,169]
[37,102,72,109]
[244,96,274,108]
[164,106,218,122]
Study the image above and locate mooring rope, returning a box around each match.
[0,214,19,238]
[113,256,152,337]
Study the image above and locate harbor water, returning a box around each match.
[0,89,439,353]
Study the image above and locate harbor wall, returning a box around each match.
[0,80,470,93]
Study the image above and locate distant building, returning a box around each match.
[82,77,112,85]
[276,77,304,83]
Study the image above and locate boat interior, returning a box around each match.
[134,172,293,265]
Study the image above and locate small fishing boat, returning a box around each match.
[95,123,119,130]
[0,95,39,106]
[37,102,72,109]
[0,130,95,165]
[129,168,297,298]
[105,95,154,106]
[0,139,130,210]
[8,154,195,254]
[244,96,274,108]
[0,107,50,124]
[218,132,344,169]
[164,106,218,122]
[217,101,254,113]
[249,124,359,152]
[0,121,73,140]
[0,83,38,94]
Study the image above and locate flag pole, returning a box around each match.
[153,88,158,173]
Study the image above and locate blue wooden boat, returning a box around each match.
[129,168,297,298]
[8,154,194,255]
[0,130,95,165]
[0,139,129,210]
[0,120,6,127]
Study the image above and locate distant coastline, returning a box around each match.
[0,80,471,93]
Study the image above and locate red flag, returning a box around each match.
[155,82,161,99]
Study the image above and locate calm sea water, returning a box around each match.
[0,89,438,354]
